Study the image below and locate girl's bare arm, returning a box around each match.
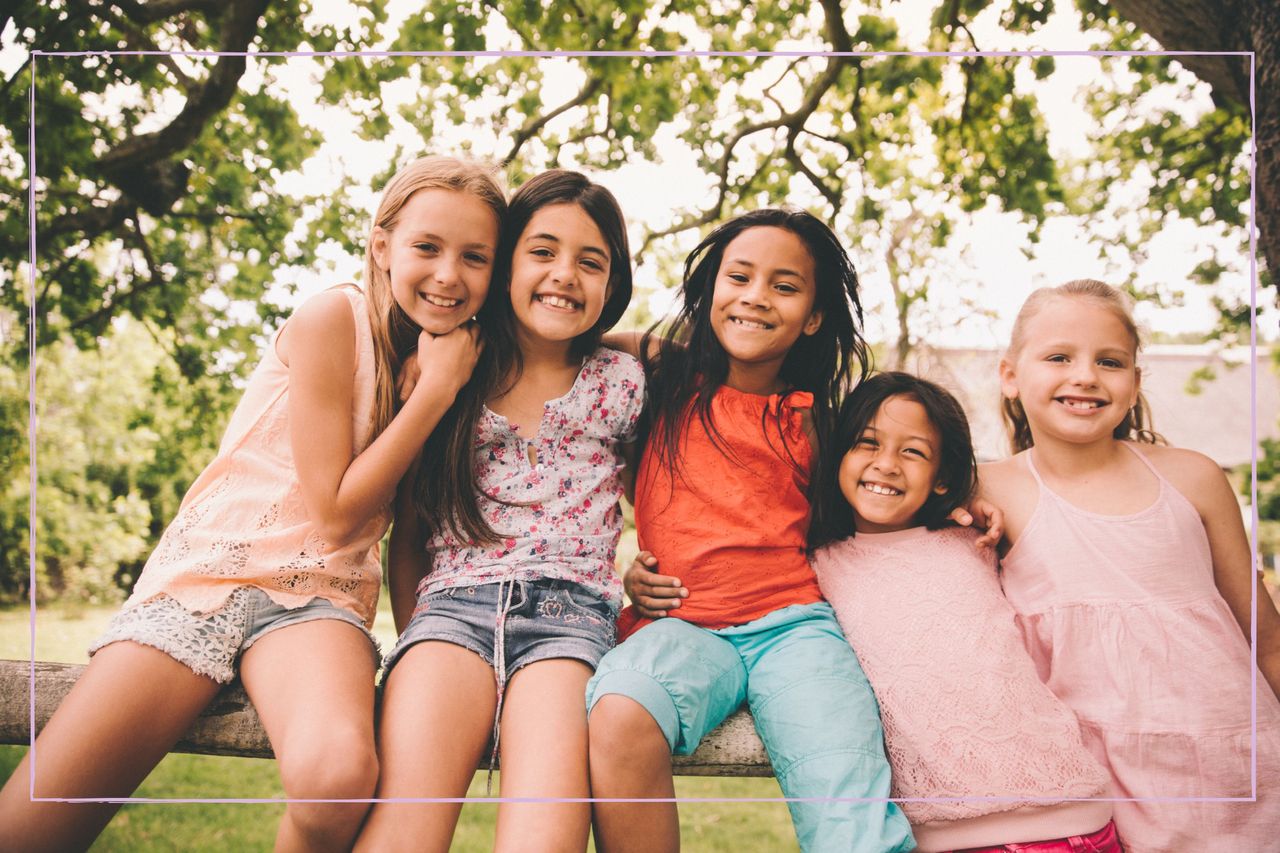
[1154,445,1280,700]
[282,290,481,545]
[388,476,429,634]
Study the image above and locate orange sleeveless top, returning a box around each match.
[619,385,822,638]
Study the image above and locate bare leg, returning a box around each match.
[238,620,378,853]
[0,641,222,853]
[587,694,679,853]
[353,642,497,853]
[493,658,593,853]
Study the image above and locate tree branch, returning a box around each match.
[636,0,856,259]
[95,3,195,91]
[762,58,804,114]
[885,209,923,367]
[800,127,857,161]
[503,74,603,163]
[784,133,842,215]
[1108,0,1250,106]
[43,198,135,243]
[97,0,269,175]
[108,0,224,25]
[38,240,92,306]
[482,0,537,48]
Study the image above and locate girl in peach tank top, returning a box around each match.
[986,280,1280,852]
[0,156,507,852]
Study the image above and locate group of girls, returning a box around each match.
[0,153,1276,853]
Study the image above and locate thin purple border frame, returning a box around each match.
[22,47,1263,808]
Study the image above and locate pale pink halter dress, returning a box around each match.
[122,285,387,626]
[1000,443,1280,851]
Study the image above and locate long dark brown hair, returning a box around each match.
[413,170,633,544]
[639,208,871,512]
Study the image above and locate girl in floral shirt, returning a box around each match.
[355,170,643,853]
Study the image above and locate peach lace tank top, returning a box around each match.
[123,285,387,625]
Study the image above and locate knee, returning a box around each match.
[589,694,668,772]
[278,725,379,802]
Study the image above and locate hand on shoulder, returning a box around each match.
[978,453,1038,548]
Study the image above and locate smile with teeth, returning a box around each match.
[1056,397,1105,410]
[421,293,464,308]
[729,316,773,330]
[861,481,902,496]
[536,294,581,311]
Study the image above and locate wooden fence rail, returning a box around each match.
[0,659,773,777]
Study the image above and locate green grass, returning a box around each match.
[2,602,797,851]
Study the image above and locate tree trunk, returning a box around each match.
[1110,0,1277,283]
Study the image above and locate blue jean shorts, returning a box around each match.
[89,586,380,684]
[383,578,616,681]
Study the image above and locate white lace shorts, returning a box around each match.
[89,586,380,684]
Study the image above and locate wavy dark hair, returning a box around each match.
[639,207,870,509]
[413,169,632,543]
[810,372,978,548]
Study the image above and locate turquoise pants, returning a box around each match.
[586,602,914,853]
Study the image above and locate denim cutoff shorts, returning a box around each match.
[89,585,380,684]
[382,578,616,681]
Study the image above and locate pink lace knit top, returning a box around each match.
[812,526,1112,852]
[123,286,387,626]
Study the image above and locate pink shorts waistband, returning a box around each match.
[948,819,1120,853]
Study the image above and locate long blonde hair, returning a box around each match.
[363,156,506,441]
[1001,279,1164,453]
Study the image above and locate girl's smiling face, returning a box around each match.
[508,202,611,349]
[710,226,823,390]
[371,188,499,336]
[1000,296,1141,449]
[839,394,946,534]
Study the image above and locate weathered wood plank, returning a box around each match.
[0,659,773,776]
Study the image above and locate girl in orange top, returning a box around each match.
[587,209,915,853]
[0,157,505,852]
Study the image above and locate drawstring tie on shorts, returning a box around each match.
[485,576,518,794]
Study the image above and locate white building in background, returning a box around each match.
[902,346,1278,468]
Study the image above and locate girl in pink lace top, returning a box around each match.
[810,371,1117,853]
[0,156,507,852]
[985,279,1280,851]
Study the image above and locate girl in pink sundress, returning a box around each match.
[983,278,1280,851]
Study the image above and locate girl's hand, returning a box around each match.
[949,498,1005,549]
[412,323,483,399]
[624,551,688,618]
